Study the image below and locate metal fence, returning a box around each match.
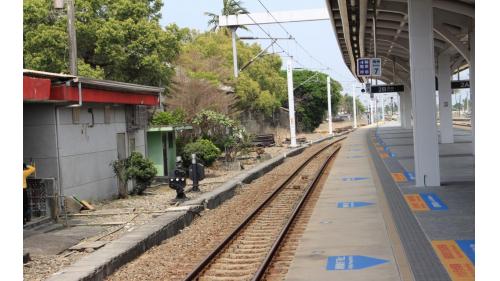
[27,178,56,219]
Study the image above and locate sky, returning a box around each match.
[159,0,469,109]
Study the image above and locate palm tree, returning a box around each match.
[205,0,249,32]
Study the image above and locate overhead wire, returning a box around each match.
[255,0,356,83]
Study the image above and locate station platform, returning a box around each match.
[285,124,475,281]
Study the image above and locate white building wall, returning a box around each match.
[25,103,150,201]
[56,104,127,200]
[23,104,58,180]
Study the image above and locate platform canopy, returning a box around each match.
[325,0,474,84]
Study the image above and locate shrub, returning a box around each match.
[192,110,248,161]
[182,139,221,167]
[111,152,157,195]
[126,152,157,195]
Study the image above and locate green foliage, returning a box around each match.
[151,109,187,126]
[192,110,248,161]
[342,95,367,115]
[280,70,343,132]
[182,139,221,167]
[177,31,286,117]
[126,152,157,195]
[110,152,157,195]
[205,0,248,32]
[24,0,183,87]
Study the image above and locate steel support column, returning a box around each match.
[286,58,297,147]
[438,53,454,143]
[401,88,413,129]
[470,30,475,155]
[327,76,333,135]
[408,0,440,186]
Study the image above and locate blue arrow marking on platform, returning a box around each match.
[389,152,397,158]
[456,240,475,264]
[337,202,374,208]
[420,192,448,210]
[342,177,369,181]
[326,255,389,270]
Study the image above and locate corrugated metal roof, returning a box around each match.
[23,69,164,95]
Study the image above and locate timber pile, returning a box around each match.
[252,134,276,147]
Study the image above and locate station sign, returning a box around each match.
[370,84,404,93]
[356,58,371,76]
[371,58,382,76]
[356,58,382,77]
[451,80,470,89]
[435,79,470,90]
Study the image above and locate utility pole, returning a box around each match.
[352,84,357,128]
[286,58,297,147]
[327,76,333,135]
[231,27,238,78]
[67,0,78,75]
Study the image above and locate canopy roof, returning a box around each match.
[325,0,474,85]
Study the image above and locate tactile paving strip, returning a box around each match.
[367,131,451,281]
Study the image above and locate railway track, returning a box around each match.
[182,137,344,281]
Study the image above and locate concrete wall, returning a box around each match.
[24,103,148,202]
[23,103,59,181]
[240,108,289,135]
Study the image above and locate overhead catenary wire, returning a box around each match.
[255,0,356,83]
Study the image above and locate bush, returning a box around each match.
[182,139,221,167]
[126,152,157,195]
[112,152,157,195]
[192,110,248,161]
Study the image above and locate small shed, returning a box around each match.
[147,125,192,177]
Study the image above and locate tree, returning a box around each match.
[176,30,286,118]
[24,0,183,87]
[341,94,366,115]
[205,0,248,32]
[279,70,343,132]
[165,70,236,120]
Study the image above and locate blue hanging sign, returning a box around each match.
[337,202,374,208]
[357,58,371,76]
[420,193,448,210]
[326,255,389,270]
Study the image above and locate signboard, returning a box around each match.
[435,79,470,90]
[326,255,389,270]
[356,58,382,77]
[356,58,371,76]
[371,58,382,76]
[371,84,405,93]
[451,80,470,89]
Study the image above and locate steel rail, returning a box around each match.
[183,136,346,281]
[252,143,341,281]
